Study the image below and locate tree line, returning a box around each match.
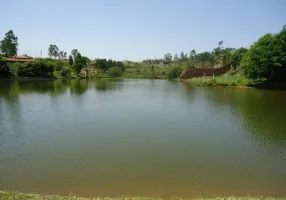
[0,30,124,78]
[1,26,286,84]
[163,41,248,70]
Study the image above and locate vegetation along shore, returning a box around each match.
[1,26,286,89]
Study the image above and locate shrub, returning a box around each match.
[231,82,237,86]
[167,66,183,79]
[60,67,72,77]
[0,57,11,77]
[106,66,123,77]
[18,60,54,77]
[8,62,21,77]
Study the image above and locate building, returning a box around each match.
[6,55,34,62]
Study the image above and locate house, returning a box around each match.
[6,55,34,62]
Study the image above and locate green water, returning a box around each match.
[0,79,286,198]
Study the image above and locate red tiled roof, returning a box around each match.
[6,56,34,62]
[9,55,33,59]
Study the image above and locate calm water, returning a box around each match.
[0,79,286,198]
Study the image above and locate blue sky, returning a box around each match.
[0,0,285,61]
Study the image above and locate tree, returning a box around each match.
[58,51,67,60]
[218,40,224,48]
[212,41,224,67]
[222,47,235,65]
[189,49,196,58]
[0,57,11,77]
[74,53,87,73]
[231,47,248,69]
[69,55,73,66]
[195,52,211,68]
[174,53,179,61]
[180,51,187,61]
[189,49,196,68]
[71,49,79,61]
[164,53,172,64]
[167,65,183,79]
[242,27,286,81]
[48,45,59,59]
[0,30,18,57]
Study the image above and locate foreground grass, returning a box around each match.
[1,191,286,200]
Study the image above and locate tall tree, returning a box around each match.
[242,27,286,81]
[189,49,196,58]
[58,51,67,60]
[0,30,18,57]
[180,51,187,61]
[218,40,224,48]
[164,53,172,64]
[71,49,79,61]
[174,53,179,61]
[69,55,73,66]
[48,44,59,59]
[222,47,235,65]
[74,53,87,73]
[231,47,248,69]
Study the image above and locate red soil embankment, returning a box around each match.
[182,64,231,78]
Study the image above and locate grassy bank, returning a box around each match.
[183,71,253,87]
[1,191,286,200]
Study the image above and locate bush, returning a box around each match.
[8,62,21,77]
[106,66,123,77]
[242,27,286,82]
[18,60,54,77]
[60,67,72,77]
[0,57,11,77]
[231,82,237,86]
[167,66,183,79]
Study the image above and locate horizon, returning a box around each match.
[1,0,285,61]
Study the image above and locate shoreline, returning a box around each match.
[1,191,286,200]
[1,77,285,91]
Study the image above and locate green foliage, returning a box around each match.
[95,59,124,72]
[164,53,172,64]
[48,44,59,58]
[106,66,123,77]
[74,53,87,73]
[71,49,79,61]
[8,62,21,77]
[0,57,11,77]
[18,60,54,77]
[58,51,67,60]
[68,55,73,66]
[242,27,286,82]
[231,47,248,69]
[174,53,179,61]
[0,30,18,57]
[167,66,183,79]
[195,51,212,67]
[60,67,73,77]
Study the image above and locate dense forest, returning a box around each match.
[1,25,286,84]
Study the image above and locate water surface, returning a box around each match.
[0,79,286,198]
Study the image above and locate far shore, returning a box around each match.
[1,76,286,91]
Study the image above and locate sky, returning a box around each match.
[0,0,285,61]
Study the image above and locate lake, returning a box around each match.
[0,79,286,198]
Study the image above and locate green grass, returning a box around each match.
[122,67,167,79]
[184,73,252,87]
[0,191,285,200]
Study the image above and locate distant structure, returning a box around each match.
[6,55,34,62]
[181,64,232,79]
